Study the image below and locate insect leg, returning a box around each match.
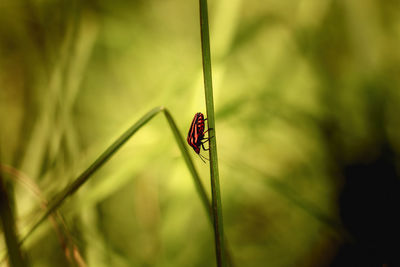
[201,136,215,150]
[202,143,210,151]
[203,128,213,135]
[201,135,214,144]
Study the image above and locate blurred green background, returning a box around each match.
[1,0,400,266]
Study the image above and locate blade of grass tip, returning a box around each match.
[19,105,234,265]
[20,106,164,244]
[20,106,215,246]
[162,108,212,222]
[0,163,27,266]
[163,108,234,267]
[198,1,226,267]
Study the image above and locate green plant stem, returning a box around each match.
[0,166,26,267]
[198,1,226,266]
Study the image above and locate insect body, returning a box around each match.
[187,112,212,162]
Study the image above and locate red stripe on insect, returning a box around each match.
[187,112,212,163]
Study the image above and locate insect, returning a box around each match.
[187,112,213,163]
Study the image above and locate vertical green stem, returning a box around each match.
[198,1,225,266]
[0,167,26,266]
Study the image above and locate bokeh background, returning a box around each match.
[1,0,400,266]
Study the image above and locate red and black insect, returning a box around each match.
[187,112,212,163]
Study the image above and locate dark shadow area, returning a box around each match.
[331,143,400,267]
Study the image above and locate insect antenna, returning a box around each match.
[198,153,209,163]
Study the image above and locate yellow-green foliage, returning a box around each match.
[1,0,400,266]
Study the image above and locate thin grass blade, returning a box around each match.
[0,166,27,266]
[20,106,164,243]
[198,0,226,266]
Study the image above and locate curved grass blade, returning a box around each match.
[162,108,212,222]
[20,106,164,244]
[164,108,234,267]
[18,106,233,267]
